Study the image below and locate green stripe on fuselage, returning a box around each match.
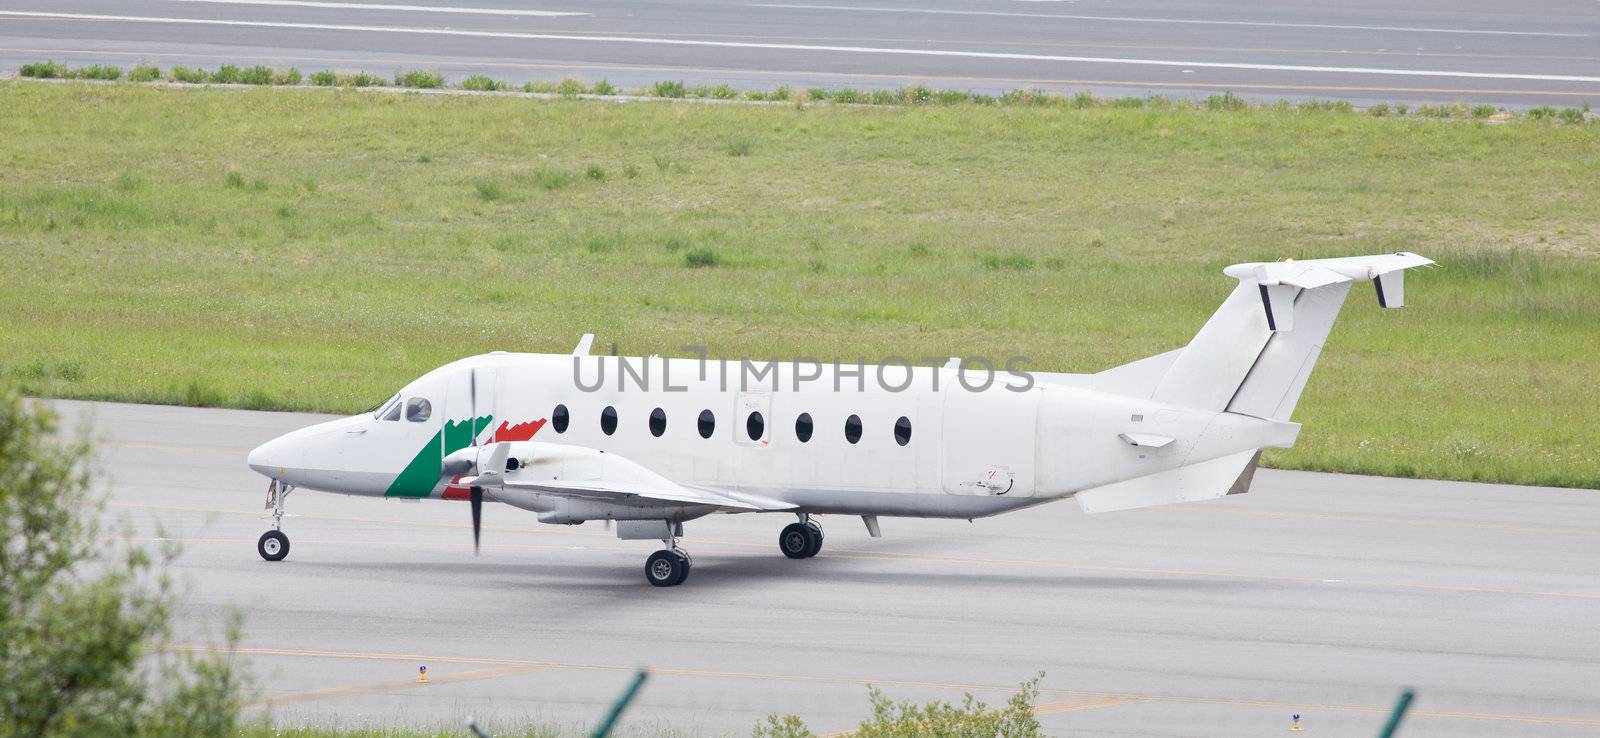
[385,415,493,497]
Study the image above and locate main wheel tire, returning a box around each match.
[802,524,824,558]
[780,523,813,559]
[257,530,289,562]
[646,549,688,587]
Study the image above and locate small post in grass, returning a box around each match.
[1377,689,1415,738]
[590,668,650,738]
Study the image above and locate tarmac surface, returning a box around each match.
[1,1,1597,107]
[50,398,1600,736]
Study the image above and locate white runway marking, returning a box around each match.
[754,3,1590,38]
[5,10,1600,84]
[161,0,590,17]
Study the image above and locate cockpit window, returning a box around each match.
[405,397,432,422]
[380,400,402,421]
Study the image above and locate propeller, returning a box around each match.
[470,485,483,554]
[457,442,510,557]
[470,367,480,554]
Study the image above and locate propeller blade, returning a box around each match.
[470,485,483,555]
[469,368,478,447]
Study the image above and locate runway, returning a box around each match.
[2,0,1598,107]
[49,398,1600,736]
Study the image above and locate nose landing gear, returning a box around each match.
[258,480,294,562]
[780,516,823,559]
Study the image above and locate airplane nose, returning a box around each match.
[248,435,289,478]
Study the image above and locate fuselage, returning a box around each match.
[247,351,1290,522]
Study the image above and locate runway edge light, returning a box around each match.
[1290,713,1303,731]
[417,664,428,684]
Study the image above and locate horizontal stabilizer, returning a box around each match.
[1075,449,1259,514]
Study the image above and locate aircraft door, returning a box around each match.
[941,385,1037,497]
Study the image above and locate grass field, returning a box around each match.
[2,81,1597,488]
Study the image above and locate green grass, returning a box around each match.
[1,81,1598,488]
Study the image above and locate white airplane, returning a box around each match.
[247,253,1431,586]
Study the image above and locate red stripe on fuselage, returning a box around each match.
[441,418,548,499]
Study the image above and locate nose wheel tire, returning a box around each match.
[646,549,690,587]
[257,530,290,562]
[780,522,823,559]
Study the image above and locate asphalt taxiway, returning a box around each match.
[2,0,1597,107]
[53,398,1600,737]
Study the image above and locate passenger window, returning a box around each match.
[601,406,618,435]
[405,397,432,422]
[794,412,813,443]
[746,411,765,441]
[380,399,402,421]
[649,407,667,437]
[552,404,569,433]
[698,409,715,439]
[844,414,862,444]
[894,416,912,446]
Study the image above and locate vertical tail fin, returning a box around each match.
[1147,253,1433,418]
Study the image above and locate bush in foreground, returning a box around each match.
[754,675,1045,738]
[0,389,246,737]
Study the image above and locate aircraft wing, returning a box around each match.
[500,479,794,510]
[455,441,795,511]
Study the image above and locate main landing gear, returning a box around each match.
[258,480,293,562]
[645,528,692,587]
[780,517,824,559]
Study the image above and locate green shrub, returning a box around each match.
[902,86,933,105]
[933,89,971,105]
[273,67,302,85]
[128,64,161,82]
[557,78,586,96]
[521,80,557,93]
[19,60,69,79]
[1559,107,1586,124]
[169,65,208,83]
[534,168,575,190]
[710,84,739,100]
[1205,91,1248,111]
[981,253,1034,270]
[73,64,122,80]
[0,392,247,737]
[348,71,384,87]
[310,69,336,86]
[1471,104,1497,118]
[653,80,687,98]
[622,163,639,179]
[726,139,753,157]
[211,65,242,84]
[684,248,720,268]
[585,164,607,181]
[224,171,245,189]
[237,65,273,85]
[395,69,444,88]
[591,79,616,96]
[832,88,864,104]
[461,75,501,91]
[472,178,504,201]
[1394,103,1409,115]
[1368,102,1390,117]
